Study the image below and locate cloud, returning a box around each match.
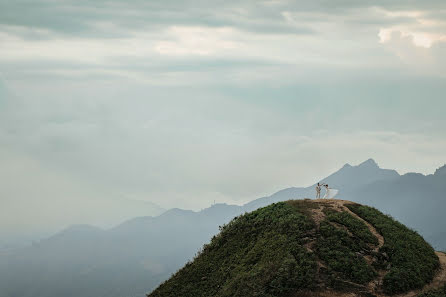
[377,8,446,48]
[0,0,444,40]
[154,26,240,56]
[1,0,446,241]
[1,0,445,84]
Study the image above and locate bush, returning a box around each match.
[316,219,377,285]
[417,284,446,297]
[148,202,317,297]
[324,209,378,246]
[148,201,440,297]
[347,204,440,295]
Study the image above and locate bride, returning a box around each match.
[323,184,339,199]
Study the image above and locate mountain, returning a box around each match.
[244,158,400,211]
[0,204,243,297]
[148,200,444,297]
[341,164,446,250]
[319,158,399,192]
[245,160,446,251]
[1,159,445,297]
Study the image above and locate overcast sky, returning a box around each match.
[1,0,446,240]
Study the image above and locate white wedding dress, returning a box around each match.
[323,187,339,199]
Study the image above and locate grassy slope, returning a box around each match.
[347,204,440,295]
[317,209,378,287]
[149,202,317,297]
[148,201,441,297]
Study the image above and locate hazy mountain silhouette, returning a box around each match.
[0,159,445,297]
[343,163,446,250]
[244,158,399,210]
[0,204,243,297]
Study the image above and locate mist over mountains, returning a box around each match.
[0,159,445,297]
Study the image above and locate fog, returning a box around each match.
[1,0,446,246]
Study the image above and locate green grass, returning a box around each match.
[148,202,317,297]
[347,204,440,295]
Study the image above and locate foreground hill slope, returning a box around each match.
[148,200,444,297]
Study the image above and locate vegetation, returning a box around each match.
[417,284,446,297]
[347,204,440,295]
[317,220,376,286]
[148,200,440,297]
[324,209,378,246]
[316,209,378,287]
[149,202,317,297]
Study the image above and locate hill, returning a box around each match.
[148,200,444,297]
[1,159,445,297]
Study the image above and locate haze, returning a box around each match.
[1,0,446,245]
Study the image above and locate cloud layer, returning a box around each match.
[1,0,446,241]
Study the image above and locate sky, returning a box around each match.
[1,0,446,241]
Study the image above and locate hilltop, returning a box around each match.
[148,200,445,297]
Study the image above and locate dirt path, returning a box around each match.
[313,199,387,295]
[430,252,446,289]
[309,199,446,297]
[312,199,385,252]
[310,205,326,228]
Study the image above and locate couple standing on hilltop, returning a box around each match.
[316,183,339,199]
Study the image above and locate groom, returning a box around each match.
[315,183,321,199]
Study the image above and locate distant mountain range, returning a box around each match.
[0,159,445,297]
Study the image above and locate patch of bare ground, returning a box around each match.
[292,290,361,297]
[295,200,328,285]
[311,205,326,228]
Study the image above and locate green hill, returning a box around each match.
[147,200,443,297]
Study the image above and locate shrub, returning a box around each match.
[324,209,378,246]
[347,204,440,295]
[148,201,440,297]
[148,202,317,297]
[316,219,377,285]
[417,284,446,297]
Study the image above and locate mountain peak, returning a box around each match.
[434,164,446,176]
[320,158,398,188]
[358,158,379,168]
